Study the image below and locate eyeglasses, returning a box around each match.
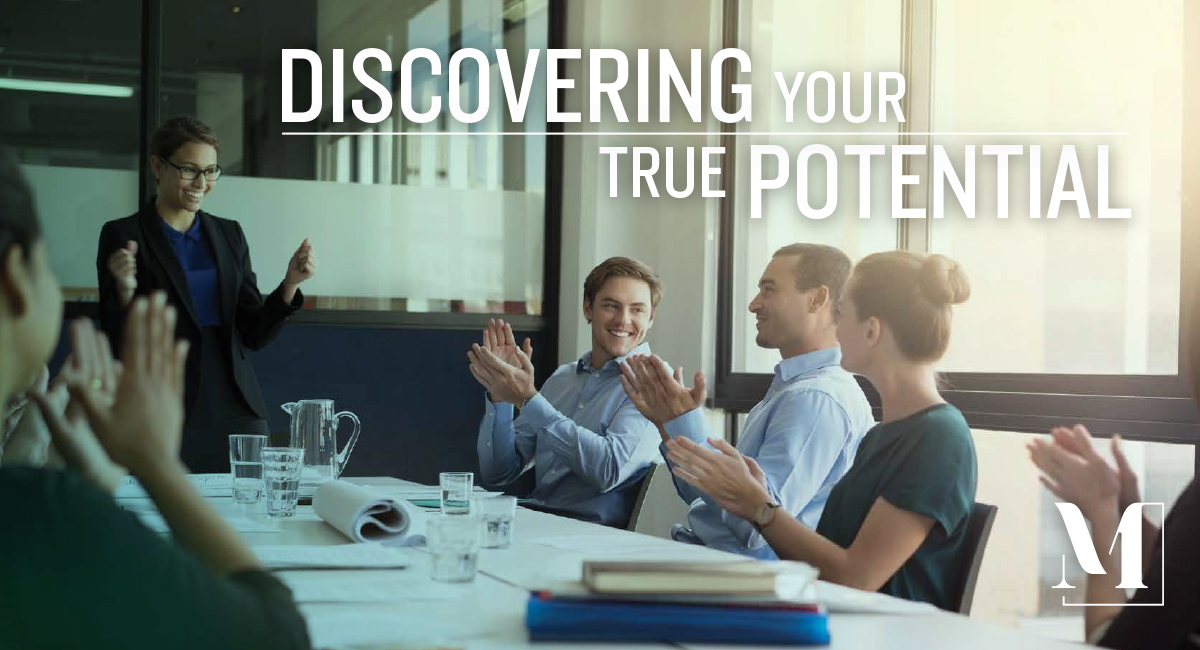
[162,159,222,182]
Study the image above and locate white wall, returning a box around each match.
[24,165,543,309]
[24,165,139,291]
[556,0,727,538]
[558,0,721,383]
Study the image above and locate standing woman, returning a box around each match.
[664,251,978,610]
[97,115,317,473]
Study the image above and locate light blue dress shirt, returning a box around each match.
[477,342,661,527]
[663,347,874,558]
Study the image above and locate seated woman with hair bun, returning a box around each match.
[666,251,978,610]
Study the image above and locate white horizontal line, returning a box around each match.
[1062,602,1165,607]
[282,131,1130,137]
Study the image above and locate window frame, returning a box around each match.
[711,0,1200,461]
[70,0,564,373]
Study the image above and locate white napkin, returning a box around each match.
[312,480,426,546]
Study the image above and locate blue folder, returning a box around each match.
[525,592,830,645]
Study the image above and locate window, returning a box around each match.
[714,0,1200,633]
[156,0,549,315]
[729,0,903,373]
[929,0,1184,375]
[716,0,1200,430]
[15,0,553,318]
[971,430,1193,629]
[1,0,142,303]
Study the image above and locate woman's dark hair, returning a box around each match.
[0,148,42,273]
[150,115,220,162]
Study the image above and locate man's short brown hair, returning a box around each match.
[583,257,662,313]
[772,243,852,321]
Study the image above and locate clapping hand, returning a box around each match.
[1045,425,1142,514]
[619,354,706,425]
[1027,424,1121,522]
[664,436,770,522]
[71,292,190,474]
[106,240,138,305]
[28,319,126,494]
[482,318,533,367]
[468,318,536,406]
[283,238,317,298]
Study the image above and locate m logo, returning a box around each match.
[1052,502,1165,607]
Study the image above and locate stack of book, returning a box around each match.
[526,560,829,645]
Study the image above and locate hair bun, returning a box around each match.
[918,254,970,306]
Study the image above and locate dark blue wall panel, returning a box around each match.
[52,318,545,486]
[250,324,547,484]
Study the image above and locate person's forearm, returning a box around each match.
[760,513,857,586]
[661,408,710,445]
[1084,512,1126,639]
[135,458,262,574]
[281,281,298,304]
[477,402,532,485]
[537,418,628,491]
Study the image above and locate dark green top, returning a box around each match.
[0,467,310,650]
[815,403,977,610]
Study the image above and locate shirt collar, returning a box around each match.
[161,215,203,244]
[576,341,652,375]
[775,347,842,382]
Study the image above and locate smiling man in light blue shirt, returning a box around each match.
[469,257,663,527]
[621,244,874,558]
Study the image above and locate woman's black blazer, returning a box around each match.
[96,201,302,419]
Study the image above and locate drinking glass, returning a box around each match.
[439,472,473,515]
[427,514,480,582]
[476,496,517,548]
[228,434,267,504]
[262,447,303,517]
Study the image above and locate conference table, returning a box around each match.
[118,476,1085,650]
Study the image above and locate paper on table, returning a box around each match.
[528,535,719,558]
[302,608,466,649]
[255,544,412,570]
[370,487,441,500]
[810,581,939,614]
[280,572,463,602]
[116,473,232,499]
[368,485,500,501]
[313,480,426,546]
[134,509,282,534]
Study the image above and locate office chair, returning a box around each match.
[953,501,999,615]
[625,463,663,531]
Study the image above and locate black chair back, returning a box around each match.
[953,501,999,615]
[625,463,663,531]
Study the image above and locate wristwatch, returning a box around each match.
[751,499,781,531]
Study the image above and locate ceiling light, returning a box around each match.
[0,78,134,98]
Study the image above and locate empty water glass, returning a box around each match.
[228,434,267,504]
[439,472,473,515]
[262,447,303,517]
[427,514,480,582]
[476,496,517,548]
